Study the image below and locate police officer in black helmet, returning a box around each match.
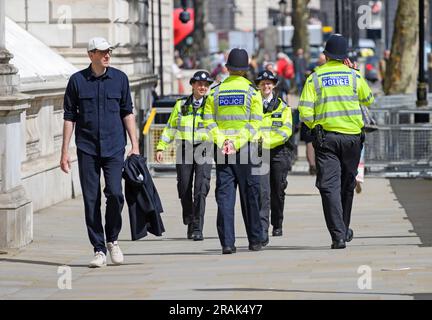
[156,70,214,241]
[298,34,375,249]
[255,70,293,246]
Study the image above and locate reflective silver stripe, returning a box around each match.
[221,129,240,135]
[217,115,247,121]
[301,115,314,122]
[298,100,314,108]
[161,135,171,143]
[202,114,213,120]
[360,92,373,103]
[351,69,357,95]
[213,86,220,115]
[245,123,257,135]
[316,95,359,105]
[177,125,193,132]
[312,72,321,97]
[246,85,255,118]
[216,114,262,121]
[262,122,292,131]
[275,129,289,139]
[315,109,362,120]
[284,122,293,130]
[206,122,218,130]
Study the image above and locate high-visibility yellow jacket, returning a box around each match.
[261,96,293,149]
[156,95,209,151]
[203,75,263,150]
[298,60,374,134]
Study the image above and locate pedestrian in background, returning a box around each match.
[156,71,214,241]
[276,52,294,99]
[203,48,264,254]
[298,34,374,249]
[293,48,308,95]
[60,37,140,267]
[255,70,293,246]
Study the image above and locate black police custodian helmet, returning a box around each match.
[225,48,249,71]
[189,70,213,85]
[255,70,278,86]
[323,34,348,60]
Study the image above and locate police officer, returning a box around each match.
[298,34,374,249]
[255,70,293,246]
[156,71,214,241]
[203,48,263,254]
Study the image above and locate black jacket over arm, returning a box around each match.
[123,154,165,240]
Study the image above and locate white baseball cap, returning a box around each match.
[87,37,114,52]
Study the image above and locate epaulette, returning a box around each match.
[249,83,258,91]
[210,82,221,90]
[307,72,316,83]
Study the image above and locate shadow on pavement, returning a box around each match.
[195,287,430,299]
[0,258,145,268]
[118,236,222,242]
[389,179,432,247]
[194,288,415,297]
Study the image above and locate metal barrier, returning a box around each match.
[365,104,432,176]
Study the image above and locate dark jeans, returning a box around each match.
[77,149,124,254]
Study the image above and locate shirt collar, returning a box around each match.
[263,92,273,104]
[192,96,204,106]
[85,64,113,80]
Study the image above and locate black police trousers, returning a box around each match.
[77,148,125,254]
[314,131,363,241]
[259,144,292,237]
[176,142,212,232]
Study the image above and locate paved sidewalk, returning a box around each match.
[1,175,432,300]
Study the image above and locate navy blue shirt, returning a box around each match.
[63,65,133,157]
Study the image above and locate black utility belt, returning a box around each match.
[323,130,361,136]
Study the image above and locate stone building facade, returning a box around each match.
[0,0,169,249]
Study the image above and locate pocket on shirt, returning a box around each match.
[78,93,95,114]
[107,93,121,112]
[78,93,95,128]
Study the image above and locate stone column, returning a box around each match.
[0,0,33,250]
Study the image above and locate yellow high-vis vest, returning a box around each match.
[298,60,374,134]
[261,97,293,149]
[203,75,263,150]
[156,96,209,151]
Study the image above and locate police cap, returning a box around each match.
[189,71,213,85]
[255,70,278,86]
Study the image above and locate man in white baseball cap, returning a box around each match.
[61,36,139,268]
[87,37,115,52]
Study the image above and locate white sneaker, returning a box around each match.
[107,241,124,265]
[89,251,107,268]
